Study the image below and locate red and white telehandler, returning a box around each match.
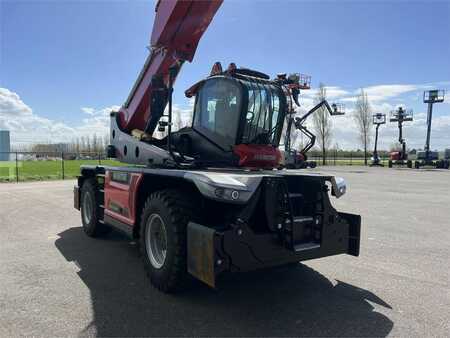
[74,0,361,292]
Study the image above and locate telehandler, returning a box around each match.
[74,0,361,292]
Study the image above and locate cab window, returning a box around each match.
[193,78,242,149]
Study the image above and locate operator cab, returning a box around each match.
[173,69,286,168]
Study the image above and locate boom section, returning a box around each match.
[119,0,223,134]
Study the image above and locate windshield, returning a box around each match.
[241,82,282,145]
[193,78,242,149]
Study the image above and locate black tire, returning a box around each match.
[407,160,412,169]
[309,161,317,169]
[388,160,393,168]
[415,161,420,169]
[139,189,194,293]
[80,178,109,237]
[445,160,450,170]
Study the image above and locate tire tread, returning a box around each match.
[139,189,195,293]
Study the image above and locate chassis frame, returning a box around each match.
[75,165,360,288]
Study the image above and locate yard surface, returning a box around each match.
[0,166,449,337]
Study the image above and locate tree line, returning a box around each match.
[12,134,110,154]
[10,94,394,162]
[310,83,373,165]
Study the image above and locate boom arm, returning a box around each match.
[285,100,344,154]
[118,0,223,134]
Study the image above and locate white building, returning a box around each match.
[0,130,11,161]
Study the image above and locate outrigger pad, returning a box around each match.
[187,222,216,288]
[338,212,361,256]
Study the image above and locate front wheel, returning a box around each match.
[139,189,194,293]
[388,160,393,168]
[407,160,412,169]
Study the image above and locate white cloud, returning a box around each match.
[362,84,421,102]
[81,107,96,115]
[301,86,351,101]
[0,88,33,117]
[0,87,119,146]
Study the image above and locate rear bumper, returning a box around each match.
[187,212,361,288]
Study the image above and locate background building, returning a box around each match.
[0,130,11,161]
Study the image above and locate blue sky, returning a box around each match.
[1,0,449,149]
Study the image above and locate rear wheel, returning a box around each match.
[80,178,108,237]
[139,189,194,293]
[407,160,412,169]
[415,161,420,169]
[388,160,393,168]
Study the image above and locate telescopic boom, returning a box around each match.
[118,0,223,135]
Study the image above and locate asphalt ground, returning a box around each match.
[1,166,449,337]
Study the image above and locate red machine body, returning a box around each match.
[389,151,405,161]
[104,172,143,226]
[233,144,282,169]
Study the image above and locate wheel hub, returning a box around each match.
[82,191,93,225]
[145,214,168,269]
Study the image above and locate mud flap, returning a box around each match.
[74,186,80,210]
[187,222,216,288]
[339,212,361,256]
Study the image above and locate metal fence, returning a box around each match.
[0,151,382,183]
[0,152,120,183]
[308,152,390,166]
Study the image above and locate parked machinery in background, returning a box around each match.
[415,90,449,169]
[370,113,386,167]
[284,100,345,169]
[388,107,413,168]
[280,73,315,169]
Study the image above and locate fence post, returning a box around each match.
[15,152,19,183]
[98,152,101,165]
[61,152,65,180]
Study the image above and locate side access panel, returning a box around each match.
[103,170,143,235]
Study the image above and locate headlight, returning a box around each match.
[195,181,248,203]
[331,176,346,198]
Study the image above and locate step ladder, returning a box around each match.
[283,191,322,252]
